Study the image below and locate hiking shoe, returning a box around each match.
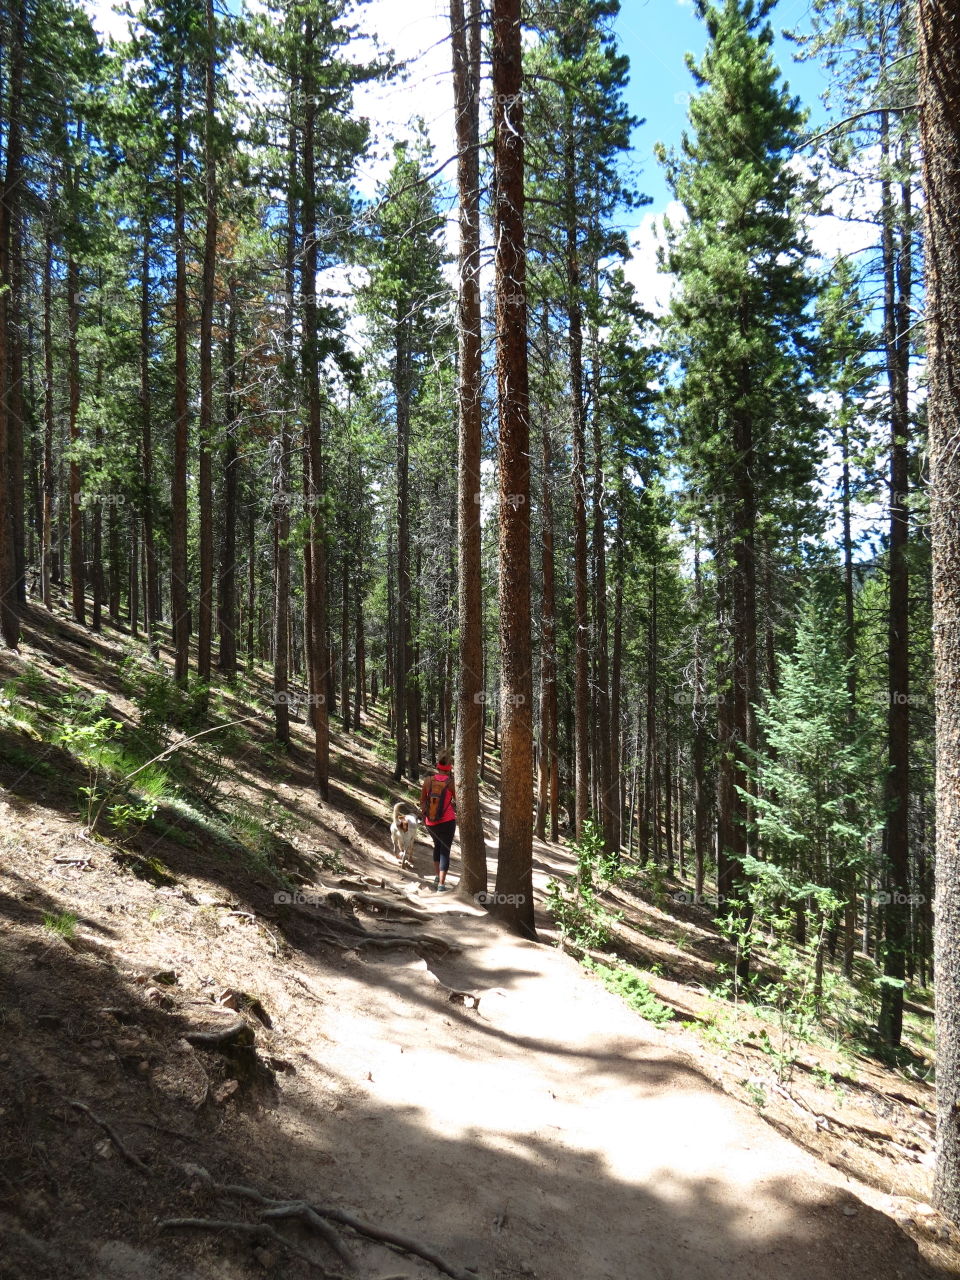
[431,877,439,892]
[437,883,449,893]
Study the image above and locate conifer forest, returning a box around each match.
[4,0,960,1246]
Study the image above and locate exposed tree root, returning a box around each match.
[68,1099,150,1175]
[182,1019,254,1049]
[158,1216,340,1275]
[171,1163,479,1280]
[347,892,430,921]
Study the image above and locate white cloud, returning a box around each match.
[83,0,138,43]
[623,201,685,318]
[349,0,456,197]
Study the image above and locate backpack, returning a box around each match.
[424,775,451,823]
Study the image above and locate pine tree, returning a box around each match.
[739,595,880,994]
[358,140,449,782]
[659,0,822,947]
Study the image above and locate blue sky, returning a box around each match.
[616,0,833,213]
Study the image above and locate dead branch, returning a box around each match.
[68,1099,150,1175]
[225,910,282,956]
[769,1082,926,1150]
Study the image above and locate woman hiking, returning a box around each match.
[419,750,457,892]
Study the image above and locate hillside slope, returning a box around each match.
[0,604,955,1280]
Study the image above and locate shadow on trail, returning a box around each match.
[0,910,944,1280]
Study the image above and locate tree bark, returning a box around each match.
[0,0,26,644]
[197,0,218,691]
[301,17,330,798]
[171,55,191,683]
[41,205,55,610]
[878,102,913,1047]
[218,278,239,676]
[918,0,960,1222]
[566,126,591,840]
[535,407,559,846]
[140,221,160,653]
[491,0,535,938]
[451,0,486,898]
[63,209,86,628]
[589,336,614,855]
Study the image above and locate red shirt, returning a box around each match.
[420,766,456,826]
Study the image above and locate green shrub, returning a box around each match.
[546,818,623,951]
[583,958,674,1026]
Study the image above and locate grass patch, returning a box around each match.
[43,909,77,939]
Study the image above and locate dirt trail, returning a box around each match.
[256,800,936,1280]
[0,613,945,1280]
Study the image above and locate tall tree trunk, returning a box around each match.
[491,0,535,938]
[140,222,160,653]
[609,459,625,857]
[218,278,239,676]
[536,410,559,846]
[41,209,55,610]
[566,129,591,839]
[67,249,84,626]
[272,111,298,739]
[8,168,25,609]
[692,536,708,901]
[730,384,759,979]
[918,0,960,1220]
[878,105,912,1047]
[840,411,859,976]
[354,474,366,729]
[451,0,486,897]
[715,557,736,906]
[171,57,191,683]
[129,517,139,636]
[644,562,658,862]
[197,0,218,691]
[393,322,411,782]
[273,429,291,744]
[0,0,27,643]
[341,523,351,732]
[589,344,613,854]
[302,17,330,798]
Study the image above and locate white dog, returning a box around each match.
[390,802,419,869]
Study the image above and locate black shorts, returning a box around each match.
[427,819,456,871]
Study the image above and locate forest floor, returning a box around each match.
[0,600,956,1280]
